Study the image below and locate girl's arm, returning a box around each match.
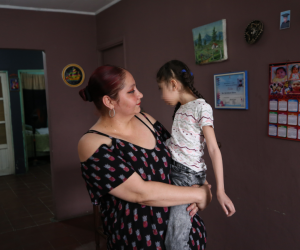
[110,172,212,211]
[203,126,236,217]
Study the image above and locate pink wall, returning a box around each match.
[96,0,300,249]
[0,9,98,219]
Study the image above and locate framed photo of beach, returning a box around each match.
[192,19,228,65]
[214,71,248,109]
[62,64,85,87]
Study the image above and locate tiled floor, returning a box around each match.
[0,161,106,250]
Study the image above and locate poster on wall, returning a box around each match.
[214,71,248,109]
[268,62,300,141]
[9,74,19,91]
[192,19,228,65]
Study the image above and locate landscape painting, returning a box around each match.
[192,19,228,65]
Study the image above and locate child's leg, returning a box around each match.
[165,204,191,250]
[165,162,206,250]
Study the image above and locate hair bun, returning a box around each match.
[79,88,93,102]
[79,88,87,101]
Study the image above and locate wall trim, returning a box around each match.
[0,0,121,16]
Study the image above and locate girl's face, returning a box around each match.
[158,80,180,106]
[276,69,286,79]
[292,67,299,74]
[114,71,143,115]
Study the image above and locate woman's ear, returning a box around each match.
[102,95,114,109]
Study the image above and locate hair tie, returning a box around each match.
[181,69,187,73]
[84,87,93,102]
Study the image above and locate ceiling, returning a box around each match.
[0,0,121,15]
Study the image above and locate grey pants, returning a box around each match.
[165,162,206,250]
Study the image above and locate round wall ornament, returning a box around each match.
[62,64,85,87]
[245,20,264,44]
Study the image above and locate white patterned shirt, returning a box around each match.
[166,99,214,172]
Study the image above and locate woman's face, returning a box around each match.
[114,71,143,115]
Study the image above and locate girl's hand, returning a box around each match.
[217,191,236,217]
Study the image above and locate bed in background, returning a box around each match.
[25,125,49,158]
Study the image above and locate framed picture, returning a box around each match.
[62,64,85,87]
[9,78,19,91]
[280,10,290,30]
[192,19,228,65]
[214,71,248,109]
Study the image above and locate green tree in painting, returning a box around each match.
[204,39,206,45]
[198,33,202,48]
[212,27,217,42]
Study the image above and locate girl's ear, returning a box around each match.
[102,95,115,109]
[170,79,180,91]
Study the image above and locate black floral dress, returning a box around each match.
[81,113,207,250]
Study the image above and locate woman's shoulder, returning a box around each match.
[78,131,112,162]
[136,112,157,125]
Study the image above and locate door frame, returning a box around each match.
[18,69,44,171]
[98,36,127,67]
[0,71,15,175]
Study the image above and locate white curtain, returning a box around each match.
[21,73,45,90]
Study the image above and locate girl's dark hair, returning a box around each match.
[291,65,299,71]
[156,60,204,120]
[79,65,126,110]
[276,67,287,74]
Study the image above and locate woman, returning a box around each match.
[78,65,212,250]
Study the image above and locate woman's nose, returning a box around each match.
[138,90,143,98]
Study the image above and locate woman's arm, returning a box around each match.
[203,126,236,216]
[79,132,212,212]
[110,172,212,211]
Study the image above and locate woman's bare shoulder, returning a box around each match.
[78,132,112,162]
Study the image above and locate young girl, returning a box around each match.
[156,60,235,250]
[289,65,300,80]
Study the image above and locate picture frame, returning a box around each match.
[214,71,248,109]
[192,19,228,65]
[280,10,290,30]
[62,64,85,87]
[9,77,19,91]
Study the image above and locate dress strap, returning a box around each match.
[140,112,153,125]
[86,130,111,138]
[135,114,155,134]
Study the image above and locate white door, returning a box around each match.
[0,72,15,175]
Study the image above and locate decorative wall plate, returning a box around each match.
[62,64,85,87]
[245,20,264,44]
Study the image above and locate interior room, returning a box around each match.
[0,0,299,249]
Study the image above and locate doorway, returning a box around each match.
[0,49,50,175]
[99,38,126,68]
[0,71,15,175]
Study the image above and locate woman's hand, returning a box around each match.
[217,190,236,217]
[187,184,200,216]
[196,183,212,211]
